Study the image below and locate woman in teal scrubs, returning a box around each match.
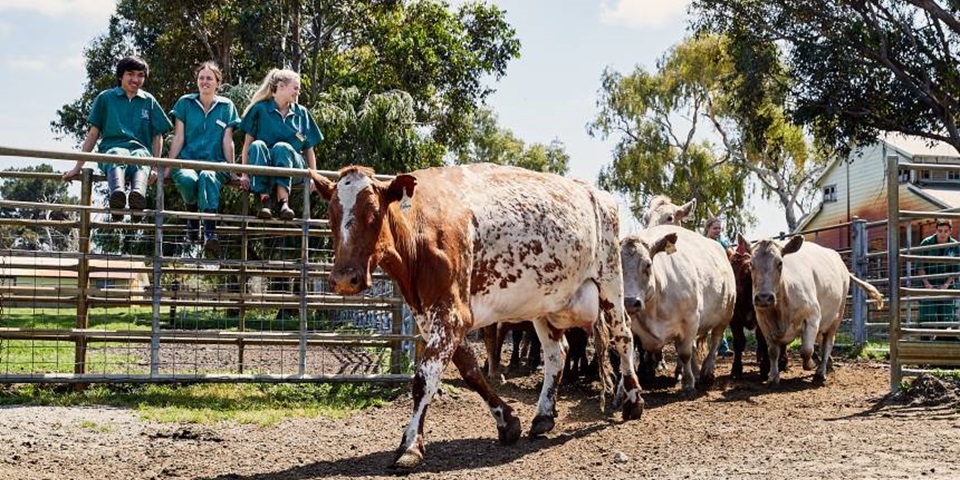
[238,69,322,220]
[165,61,240,253]
[62,56,172,221]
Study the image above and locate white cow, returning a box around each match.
[621,225,736,394]
[643,195,696,227]
[739,234,884,384]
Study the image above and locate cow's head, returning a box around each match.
[746,234,803,309]
[642,196,696,227]
[310,166,417,295]
[620,232,678,315]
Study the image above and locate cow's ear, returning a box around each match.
[679,199,697,221]
[783,235,804,255]
[736,233,750,254]
[385,174,418,205]
[650,233,678,257]
[309,169,335,201]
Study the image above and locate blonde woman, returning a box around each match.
[238,69,322,220]
[165,61,240,252]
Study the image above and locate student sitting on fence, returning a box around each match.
[163,61,240,254]
[62,56,173,221]
[237,69,322,220]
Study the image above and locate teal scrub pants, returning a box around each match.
[171,166,230,212]
[247,140,304,195]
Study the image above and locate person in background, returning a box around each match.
[704,217,734,357]
[917,218,960,325]
[62,56,172,221]
[164,61,240,254]
[238,69,322,220]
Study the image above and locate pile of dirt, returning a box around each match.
[894,373,960,407]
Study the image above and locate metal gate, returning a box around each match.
[0,146,415,383]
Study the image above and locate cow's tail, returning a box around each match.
[592,314,613,412]
[849,274,885,310]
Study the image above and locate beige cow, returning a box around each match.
[739,234,884,384]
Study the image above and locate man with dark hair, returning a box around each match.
[917,218,960,325]
[62,55,172,221]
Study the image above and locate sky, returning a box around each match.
[0,0,788,238]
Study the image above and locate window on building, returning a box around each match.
[898,168,910,183]
[949,170,960,181]
[823,184,838,203]
[921,169,931,180]
[95,278,118,290]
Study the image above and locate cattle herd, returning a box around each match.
[308,164,884,470]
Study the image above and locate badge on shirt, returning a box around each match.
[215,119,227,128]
[141,109,150,119]
[295,132,306,142]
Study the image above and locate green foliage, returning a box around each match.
[451,107,570,174]
[589,33,827,232]
[692,0,960,156]
[0,382,404,424]
[0,164,79,251]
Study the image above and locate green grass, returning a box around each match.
[0,382,404,426]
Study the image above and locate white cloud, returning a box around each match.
[0,0,115,21]
[599,0,691,28]
[0,21,13,38]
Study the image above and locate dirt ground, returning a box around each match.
[1,351,959,480]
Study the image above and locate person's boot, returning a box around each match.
[107,167,126,222]
[257,195,273,220]
[278,199,295,221]
[202,219,218,256]
[128,168,149,222]
[185,204,199,243]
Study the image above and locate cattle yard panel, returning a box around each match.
[0,147,416,383]
[887,156,960,391]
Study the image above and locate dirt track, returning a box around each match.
[1,355,959,480]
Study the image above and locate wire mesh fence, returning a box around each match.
[0,147,415,383]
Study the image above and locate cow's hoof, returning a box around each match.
[699,371,715,389]
[813,372,827,384]
[802,359,816,371]
[498,415,521,444]
[682,385,697,399]
[529,415,555,437]
[731,363,744,379]
[622,395,644,421]
[391,448,423,470]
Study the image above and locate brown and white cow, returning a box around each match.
[643,195,696,227]
[739,234,884,384]
[310,164,643,469]
[621,225,736,395]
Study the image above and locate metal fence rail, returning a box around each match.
[0,146,416,383]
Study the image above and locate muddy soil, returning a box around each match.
[1,353,959,480]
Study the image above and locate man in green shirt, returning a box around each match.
[62,56,173,221]
[917,218,960,325]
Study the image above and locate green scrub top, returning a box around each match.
[88,87,172,153]
[239,98,323,152]
[170,94,240,161]
[919,234,960,287]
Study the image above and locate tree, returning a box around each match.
[589,34,826,232]
[0,164,79,251]
[693,0,960,156]
[51,0,521,168]
[451,107,570,174]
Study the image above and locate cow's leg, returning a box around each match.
[530,318,566,436]
[481,324,503,382]
[508,325,523,370]
[767,341,783,385]
[451,341,522,443]
[699,326,724,389]
[756,327,770,378]
[815,320,840,383]
[393,311,462,470]
[731,321,747,378]
[607,314,644,420]
[800,315,819,372]
[675,336,696,395]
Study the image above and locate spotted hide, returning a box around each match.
[621,225,736,395]
[739,234,884,385]
[310,164,643,470]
